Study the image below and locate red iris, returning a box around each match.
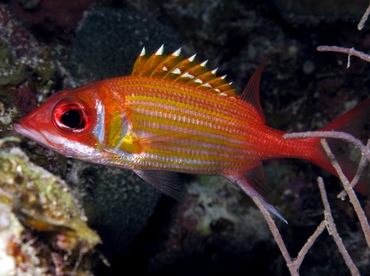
[52,97,92,134]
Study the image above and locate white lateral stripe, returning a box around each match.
[93,100,105,145]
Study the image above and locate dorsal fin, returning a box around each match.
[131,45,236,96]
[239,56,269,122]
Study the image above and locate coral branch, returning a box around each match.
[337,139,370,198]
[317,177,360,275]
[254,197,328,274]
[294,220,326,268]
[265,131,370,275]
[316,46,370,68]
[252,197,299,276]
[320,139,370,248]
[272,5,370,274]
[358,4,370,30]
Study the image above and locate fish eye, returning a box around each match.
[53,98,92,134]
[61,110,85,129]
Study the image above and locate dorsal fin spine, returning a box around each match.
[155,45,164,55]
[140,47,146,56]
[131,45,237,96]
[172,47,182,57]
[188,54,196,62]
[200,60,208,67]
[203,75,227,87]
[131,47,148,76]
[150,47,181,77]
[172,60,198,81]
[168,57,198,80]
[193,70,221,89]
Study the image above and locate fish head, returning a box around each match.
[14,83,104,159]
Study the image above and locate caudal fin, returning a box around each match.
[309,99,370,195]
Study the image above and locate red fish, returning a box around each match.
[14,46,370,221]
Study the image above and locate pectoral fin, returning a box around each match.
[135,170,188,201]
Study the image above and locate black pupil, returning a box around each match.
[61,110,85,129]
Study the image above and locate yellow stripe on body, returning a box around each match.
[110,77,266,173]
[129,114,260,173]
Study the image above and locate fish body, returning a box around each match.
[14,46,370,221]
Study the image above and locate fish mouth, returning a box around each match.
[14,123,50,147]
[13,123,29,137]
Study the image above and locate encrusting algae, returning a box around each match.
[0,137,101,275]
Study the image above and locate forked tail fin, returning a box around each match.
[307,99,370,195]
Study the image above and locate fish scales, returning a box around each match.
[99,77,262,173]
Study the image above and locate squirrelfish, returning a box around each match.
[14,46,370,221]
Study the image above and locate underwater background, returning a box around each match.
[0,0,370,275]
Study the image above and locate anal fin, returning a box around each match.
[225,164,287,223]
